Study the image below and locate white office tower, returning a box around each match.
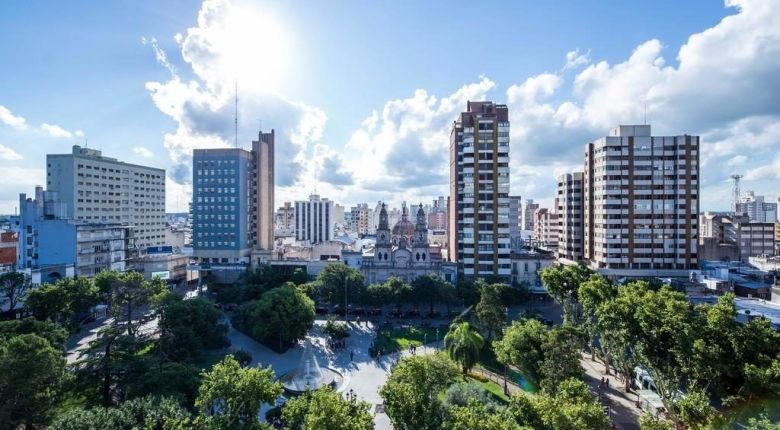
[295,194,334,245]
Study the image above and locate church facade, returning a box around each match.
[359,202,457,284]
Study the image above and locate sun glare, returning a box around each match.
[218,5,291,93]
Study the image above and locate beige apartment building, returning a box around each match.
[580,125,700,276]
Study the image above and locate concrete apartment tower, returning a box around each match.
[253,130,274,250]
[295,194,334,245]
[448,101,511,279]
[557,172,584,262]
[582,125,700,276]
[47,145,166,250]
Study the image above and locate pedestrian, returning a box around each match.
[606,378,610,388]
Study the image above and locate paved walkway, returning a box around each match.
[580,353,641,430]
[227,318,438,430]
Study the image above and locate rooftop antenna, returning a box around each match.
[643,100,647,125]
[731,174,743,213]
[234,79,238,148]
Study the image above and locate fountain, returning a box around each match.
[279,340,344,395]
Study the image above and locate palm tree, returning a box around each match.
[444,322,484,374]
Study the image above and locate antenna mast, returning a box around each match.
[731,174,743,214]
[234,80,238,148]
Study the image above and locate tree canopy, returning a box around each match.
[281,386,373,430]
[234,284,315,352]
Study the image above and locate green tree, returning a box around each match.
[196,355,282,430]
[379,353,459,430]
[596,281,646,391]
[26,278,102,330]
[455,278,480,307]
[475,283,506,341]
[633,287,696,426]
[0,271,30,315]
[444,401,528,430]
[235,284,314,352]
[494,319,547,383]
[533,378,611,430]
[676,388,713,429]
[0,334,68,428]
[745,414,780,430]
[281,386,373,430]
[444,322,484,374]
[540,264,592,323]
[73,324,149,406]
[125,361,201,407]
[365,282,392,307]
[577,274,615,361]
[0,317,68,348]
[158,295,228,362]
[385,276,412,306]
[315,264,364,307]
[539,325,585,394]
[96,271,168,335]
[411,274,444,314]
[638,413,674,430]
[49,395,191,430]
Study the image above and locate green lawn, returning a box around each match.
[476,346,537,393]
[466,375,511,403]
[373,326,444,353]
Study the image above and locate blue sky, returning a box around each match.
[1,0,779,214]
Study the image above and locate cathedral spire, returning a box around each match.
[378,202,389,231]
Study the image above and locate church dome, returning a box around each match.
[392,218,415,238]
[391,203,415,245]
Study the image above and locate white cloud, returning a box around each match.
[0,144,22,161]
[40,123,80,139]
[0,167,45,210]
[562,48,590,71]
[0,105,28,131]
[342,77,496,206]
[492,0,780,208]
[145,0,329,209]
[133,146,154,158]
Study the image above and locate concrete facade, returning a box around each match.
[46,145,165,250]
[449,101,511,279]
[295,194,334,245]
[582,125,700,277]
[557,172,584,261]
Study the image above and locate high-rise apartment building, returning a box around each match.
[736,191,777,223]
[348,203,374,235]
[295,194,334,244]
[47,145,165,249]
[252,131,275,250]
[275,202,295,237]
[509,195,522,239]
[448,101,511,279]
[522,199,539,232]
[582,125,699,275]
[557,172,584,261]
[533,207,559,248]
[192,148,254,264]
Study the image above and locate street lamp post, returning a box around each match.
[436,328,439,349]
[344,276,349,324]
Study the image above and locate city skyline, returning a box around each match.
[1,0,779,214]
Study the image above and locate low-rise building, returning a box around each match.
[127,246,189,285]
[510,249,555,295]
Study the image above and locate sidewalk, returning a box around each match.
[580,352,641,430]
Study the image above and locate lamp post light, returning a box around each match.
[436,328,440,349]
